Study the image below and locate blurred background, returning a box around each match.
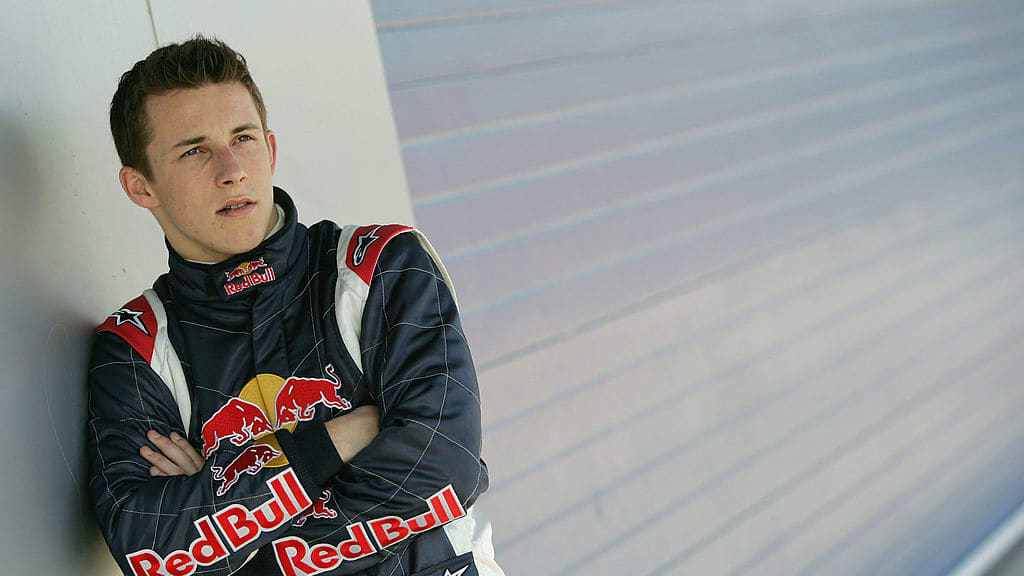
[373,1,1024,574]
[3,0,1024,574]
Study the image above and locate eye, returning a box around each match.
[237,134,256,143]
[182,147,200,158]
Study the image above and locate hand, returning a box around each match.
[141,430,205,477]
[325,405,380,462]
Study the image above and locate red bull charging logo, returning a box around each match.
[200,364,352,496]
[211,445,282,496]
[292,490,338,527]
[201,399,275,458]
[224,257,267,281]
[275,364,351,425]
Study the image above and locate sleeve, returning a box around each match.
[232,231,492,574]
[87,331,336,576]
[337,232,489,521]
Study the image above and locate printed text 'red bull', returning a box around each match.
[126,469,312,576]
[124,477,467,576]
[273,485,468,576]
[223,267,276,296]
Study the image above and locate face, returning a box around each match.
[120,82,278,263]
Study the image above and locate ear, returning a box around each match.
[265,129,278,175]
[119,165,160,209]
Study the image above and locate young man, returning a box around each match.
[88,36,501,576]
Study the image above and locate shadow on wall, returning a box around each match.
[0,113,120,574]
[0,114,40,247]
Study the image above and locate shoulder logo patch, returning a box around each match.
[352,227,381,267]
[345,224,415,285]
[108,307,151,336]
[96,294,158,363]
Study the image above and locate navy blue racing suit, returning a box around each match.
[87,188,501,576]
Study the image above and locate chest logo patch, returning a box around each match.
[199,364,352,496]
[211,444,281,496]
[275,364,351,425]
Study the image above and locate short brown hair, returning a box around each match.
[110,35,268,179]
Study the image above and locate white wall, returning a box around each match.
[370,1,1024,574]
[0,1,410,573]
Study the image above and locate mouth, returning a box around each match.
[217,199,256,215]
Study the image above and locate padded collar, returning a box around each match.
[165,187,308,304]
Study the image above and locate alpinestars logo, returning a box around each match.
[352,226,381,267]
[108,307,151,336]
[445,566,470,576]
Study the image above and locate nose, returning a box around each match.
[214,147,247,186]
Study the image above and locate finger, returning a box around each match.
[150,466,167,477]
[170,432,205,470]
[140,445,185,476]
[147,430,199,475]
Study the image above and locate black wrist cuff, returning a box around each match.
[274,422,345,497]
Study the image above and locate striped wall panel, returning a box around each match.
[371,1,1024,574]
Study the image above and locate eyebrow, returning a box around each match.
[171,123,261,149]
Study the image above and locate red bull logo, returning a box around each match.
[292,490,338,527]
[201,398,275,458]
[125,479,467,576]
[275,364,352,426]
[224,257,267,282]
[212,445,282,496]
[199,365,352,488]
[126,469,312,576]
[272,485,467,576]
[223,265,276,296]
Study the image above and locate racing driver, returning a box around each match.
[87,35,502,576]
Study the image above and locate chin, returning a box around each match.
[216,213,275,257]
[234,237,265,255]
[216,234,263,259]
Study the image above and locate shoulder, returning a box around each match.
[337,225,460,308]
[338,224,418,286]
[306,220,426,278]
[94,292,161,363]
[92,288,192,428]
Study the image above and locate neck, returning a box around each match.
[184,204,286,265]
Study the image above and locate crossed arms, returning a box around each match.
[87,233,488,575]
